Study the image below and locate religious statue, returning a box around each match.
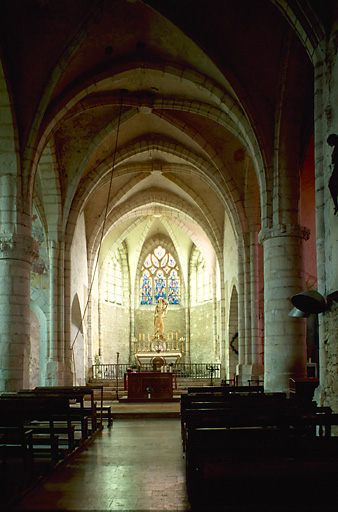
[153,297,169,341]
[327,133,338,215]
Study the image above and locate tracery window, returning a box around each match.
[196,253,211,303]
[104,252,122,304]
[140,245,180,305]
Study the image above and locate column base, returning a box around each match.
[236,363,264,386]
[45,360,74,386]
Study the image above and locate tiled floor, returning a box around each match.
[12,418,190,512]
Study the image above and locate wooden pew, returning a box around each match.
[0,395,69,466]
[34,385,112,430]
[83,384,113,427]
[185,425,338,510]
[182,391,338,510]
[33,387,93,439]
[0,423,34,503]
[181,392,289,449]
[0,422,34,478]
[187,385,265,394]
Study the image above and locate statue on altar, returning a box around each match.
[153,297,169,341]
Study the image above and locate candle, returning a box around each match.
[176,332,178,340]
[139,334,141,341]
[143,333,145,341]
[148,333,150,341]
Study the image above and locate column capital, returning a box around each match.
[0,233,39,264]
[258,223,310,244]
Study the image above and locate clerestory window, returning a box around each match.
[104,252,122,304]
[196,253,211,303]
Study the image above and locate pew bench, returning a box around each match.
[186,426,338,510]
[187,385,265,394]
[0,426,34,473]
[19,390,89,446]
[0,395,69,467]
[34,386,98,435]
[181,392,289,449]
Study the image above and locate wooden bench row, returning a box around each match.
[181,386,338,510]
[0,385,113,500]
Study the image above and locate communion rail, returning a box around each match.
[91,363,221,380]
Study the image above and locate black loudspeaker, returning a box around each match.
[291,290,326,315]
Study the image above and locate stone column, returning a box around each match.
[259,224,309,393]
[237,242,245,370]
[45,240,59,385]
[250,230,264,378]
[0,233,38,391]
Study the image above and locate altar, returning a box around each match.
[135,352,182,368]
[125,372,174,401]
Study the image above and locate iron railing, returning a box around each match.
[92,362,221,380]
[92,363,130,380]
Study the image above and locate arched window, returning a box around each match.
[140,245,180,305]
[104,252,122,304]
[196,253,211,303]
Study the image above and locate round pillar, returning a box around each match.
[259,224,309,393]
[0,233,38,391]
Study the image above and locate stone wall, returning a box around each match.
[100,302,130,363]
[190,301,215,363]
[323,306,338,412]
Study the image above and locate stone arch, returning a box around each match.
[270,0,325,63]
[85,190,222,287]
[22,2,112,206]
[0,58,22,232]
[35,142,62,244]
[33,60,266,230]
[66,136,246,251]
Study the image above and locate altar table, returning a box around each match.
[125,372,173,400]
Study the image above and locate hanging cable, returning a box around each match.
[70,89,127,380]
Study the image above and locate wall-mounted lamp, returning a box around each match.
[289,289,338,317]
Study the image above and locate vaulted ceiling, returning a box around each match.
[1,0,329,272]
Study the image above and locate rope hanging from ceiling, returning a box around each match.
[70,89,127,378]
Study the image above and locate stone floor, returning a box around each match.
[11,414,190,512]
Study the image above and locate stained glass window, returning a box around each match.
[140,269,152,305]
[140,245,180,305]
[154,270,166,300]
[105,252,122,304]
[168,269,180,304]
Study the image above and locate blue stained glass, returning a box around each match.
[154,270,166,301]
[144,255,152,268]
[168,254,176,267]
[168,269,180,304]
[141,270,152,305]
[140,247,180,305]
